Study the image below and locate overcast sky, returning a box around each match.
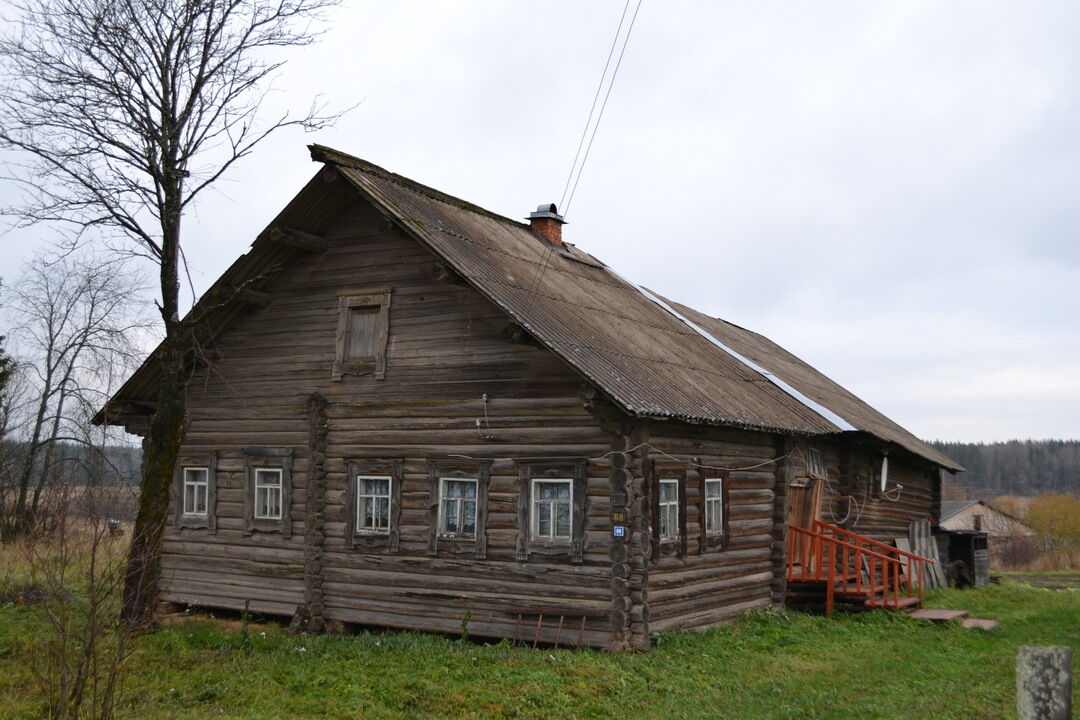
[2,1,1078,443]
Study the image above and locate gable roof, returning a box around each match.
[98,145,963,472]
[940,500,982,521]
[940,499,1031,526]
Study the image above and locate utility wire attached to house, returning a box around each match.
[559,0,644,217]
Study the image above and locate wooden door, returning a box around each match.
[786,479,822,531]
[786,479,822,569]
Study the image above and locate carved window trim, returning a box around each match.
[515,460,587,563]
[174,454,217,533]
[647,461,688,560]
[344,459,403,551]
[243,448,293,538]
[332,287,391,381]
[428,459,490,559]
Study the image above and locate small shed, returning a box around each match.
[936,530,990,587]
[940,500,1037,567]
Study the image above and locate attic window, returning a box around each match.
[333,288,391,381]
[807,446,826,479]
[346,307,379,360]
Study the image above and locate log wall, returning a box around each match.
[808,439,938,541]
[637,423,781,633]
[153,187,944,646]
[160,196,620,647]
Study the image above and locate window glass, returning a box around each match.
[659,478,679,540]
[705,478,723,534]
[254,468,282,519]
[182,467,208,516]
[533,479,572,540]
[357,476,392,534]
[441,479,478,537]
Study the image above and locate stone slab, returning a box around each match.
[1017,645,1072,720]
[906,608,970,622]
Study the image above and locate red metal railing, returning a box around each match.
[786,522,933,616]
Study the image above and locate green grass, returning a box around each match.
[997,571,1080,590]
[1,580,1077,719]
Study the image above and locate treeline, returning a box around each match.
[929,439,1080,496]
[1,441,141,488]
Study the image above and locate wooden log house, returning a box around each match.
[97,146,963,650]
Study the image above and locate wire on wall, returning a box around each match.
[452,440,789,473]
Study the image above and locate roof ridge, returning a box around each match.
[309,144,529,230]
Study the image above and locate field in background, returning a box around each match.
[1,576,1077,720]
[997,571,1080,590]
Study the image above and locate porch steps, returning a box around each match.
[786,521,937,616]
[786,579,922,614]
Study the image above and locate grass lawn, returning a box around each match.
[997,571,1080,590]
[1,579,1077,719]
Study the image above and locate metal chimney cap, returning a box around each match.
[527,203,566,224]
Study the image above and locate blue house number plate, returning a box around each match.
[612,525,627,538]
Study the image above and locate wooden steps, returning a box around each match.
[787,579,923,613]
[786,523,936,616]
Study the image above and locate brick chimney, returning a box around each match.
[528,203,566,247]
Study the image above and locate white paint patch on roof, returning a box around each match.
[635,285,858,433]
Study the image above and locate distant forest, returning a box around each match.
[0,441,141,487]
[7,441,1077,498]
[930,440,1080,497]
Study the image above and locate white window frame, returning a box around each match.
[705,477,723,535]
[254,468,283,520]
[356,475,393,535]
[659,478,679,540]
[438,477,478,538]
[531,478,573,542]
[182,467,209,517]
[807,446,826,479]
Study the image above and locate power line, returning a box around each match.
[561,0,644,217]
[558,0,632,211]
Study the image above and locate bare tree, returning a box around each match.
[23,427,138,720]
[1,252,147,538]
[0,321,24,522]
[0,0,342,624]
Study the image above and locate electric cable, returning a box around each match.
[561,0,645,216]
[559,0,632,211]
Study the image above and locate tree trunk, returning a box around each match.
[121,192,184,626]
[10,367,52,537]
[120,332,185,626]
[30,380,69,527]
